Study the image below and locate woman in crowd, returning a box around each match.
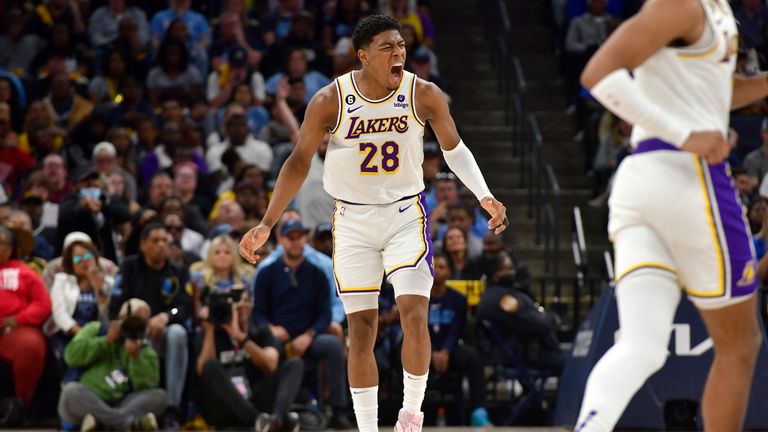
[188,234,255,316]
[146,40,203,107]
[443,226,470,279]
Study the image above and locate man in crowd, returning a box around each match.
[59,298,165,431]
[252,220,351,428]
[196,286,303,430]
[110,223,191,428]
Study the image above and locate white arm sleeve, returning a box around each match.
[590,68,691,147]
[442,140,493,201]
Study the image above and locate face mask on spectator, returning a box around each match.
[80,187,102,201]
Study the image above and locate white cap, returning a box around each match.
[63,231,92,251]
[92,141,117,159]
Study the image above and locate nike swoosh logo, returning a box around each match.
[347,106,363,113]
[399,204,413,213]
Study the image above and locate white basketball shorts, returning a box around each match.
[331,192,434,314]
[609,139,758,309]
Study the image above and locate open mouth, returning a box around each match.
[390,64,404,81]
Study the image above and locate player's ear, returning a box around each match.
[358,49,368,65]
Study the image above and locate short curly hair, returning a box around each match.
[352,15,403,51]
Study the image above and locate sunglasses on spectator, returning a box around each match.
[73,251,94,264]
[436,172,456,180]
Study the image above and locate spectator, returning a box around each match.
[744,118,768,184]
[43,74,95,134]
[0,102,18,149]
[262,11,332,78]
[209,13,262,70]
[160,213,199,270]
[323,0,368,51]
[58,298,165,431]
[163,18,210,79]
[215,83,270,137]
[256,209,346,328]
[189,234,254,308]
[25,0,86,40]
[93,141,139,203]
[265,47,331,104]
[21,176,59,256]
[0,9,45,78]
[736,0,768,61]
[207,46,266,111]
[41,154,72,205]
[174,162,213,219]
[19,101,66,157]
[410,46,445,89]
[0,225,51,414]
[293,133,334,230]
[110,17,151,78]
[66,105,115,169]
[592,115,631,197]
[476,251,565,374]
[252,220,352,428]
[564,0,612,105]
[29,22,91,85]
[146,40,204,107]
[312,223,333,258]
[234,180,267,227]
[429,172,459,237]
[207,114,273,173]
[385,0,433,46]
[457,186,490,240]
[402,24,438,78]
[733,167,756,206]
[428,254,491,426]
[442,226,471,279]
[161,199,204,255]
[45,236,113,372]
[56,165,132,262]
[462,232,528,283]
[437,205,482,259]
[6,208,50,271]
[109,222,191,428]
[150,0,211,50]
[88,50,133,105]
[195,286,303,430]
[88,0,151,49]
[261,0,303,45]
[109,77,156,128]
[43,232,120,290]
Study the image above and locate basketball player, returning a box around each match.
[239,15,508,432]
[575,1,768,431]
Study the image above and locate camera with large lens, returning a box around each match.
[205,286,244,326]
[120,314,147,341]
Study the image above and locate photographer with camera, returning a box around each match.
[195,286,304,431]
[109,222,190,428]
[58,298,166,431]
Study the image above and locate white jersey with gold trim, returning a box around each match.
[324,70,426,204]
[631,0,738,146]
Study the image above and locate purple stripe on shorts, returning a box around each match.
[707,163,758,298]
[419,192,435,276]
[634,138,679,154]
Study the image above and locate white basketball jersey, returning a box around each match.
[631,0,738,146]
[324,70,425,204]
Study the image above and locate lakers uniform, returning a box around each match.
[609,0,756,308]
[324,70,433,306]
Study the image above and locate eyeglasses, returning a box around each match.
[73,251,94,264]
[435,172,456,180]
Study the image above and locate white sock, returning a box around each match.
[402,370,428,415]
[350,386,378,432]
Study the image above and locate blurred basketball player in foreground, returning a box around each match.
[239,15,508,432]
[576,0,768,431]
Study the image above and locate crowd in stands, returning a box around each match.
[0,0,567,430]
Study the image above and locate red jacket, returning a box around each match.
[0,259,51,326]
